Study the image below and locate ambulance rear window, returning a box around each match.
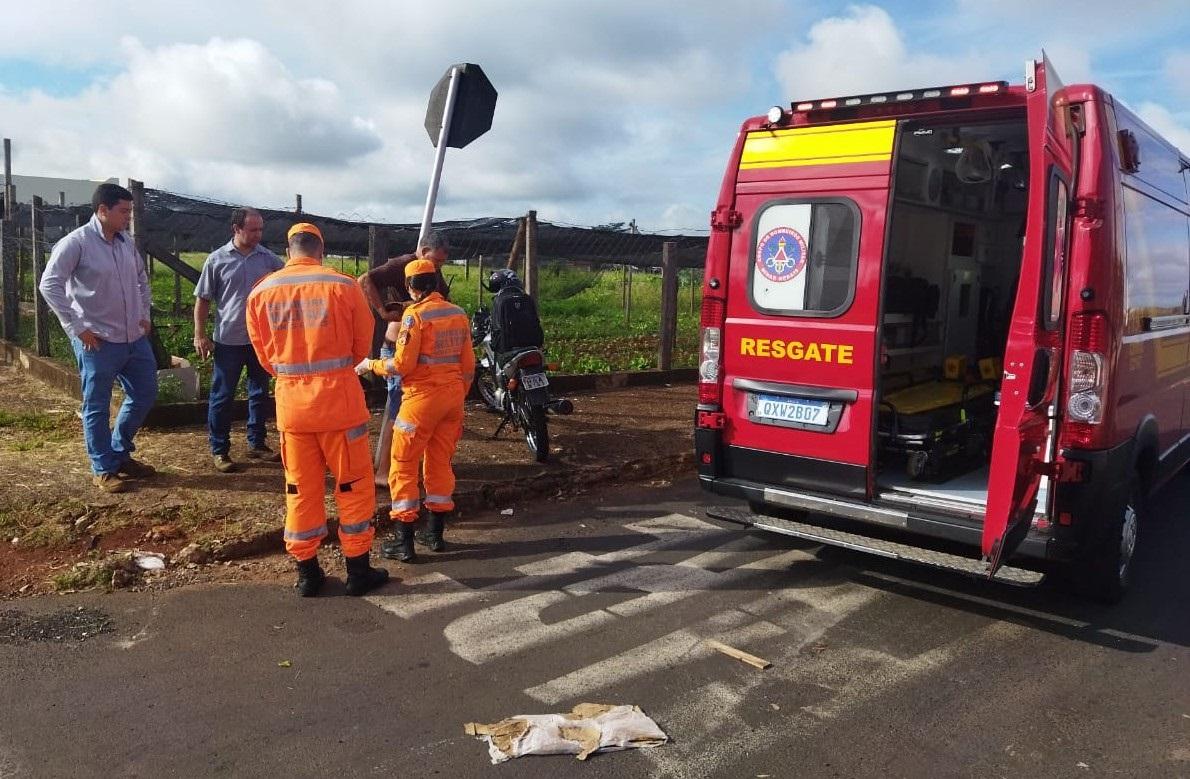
[750,199,859,316]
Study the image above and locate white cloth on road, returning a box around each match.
[464,703,668,764]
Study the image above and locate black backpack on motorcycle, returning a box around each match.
[490,284,544,356]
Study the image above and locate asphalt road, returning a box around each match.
[2,474,1188,778]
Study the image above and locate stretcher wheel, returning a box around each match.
[906,450,933,480]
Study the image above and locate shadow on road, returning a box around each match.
[733,471,1190,654]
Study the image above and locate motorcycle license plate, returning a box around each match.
[521,372,549,391]
[754,394,828,426]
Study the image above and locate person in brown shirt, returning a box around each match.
[357,230,451,322]
[357,230,453,486]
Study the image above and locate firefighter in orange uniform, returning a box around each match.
[246,222,389,597]
[355,258,473,562]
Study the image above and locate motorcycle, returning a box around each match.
[470,307,572,463]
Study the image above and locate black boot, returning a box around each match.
[344,552,390,596]
[380,522,417,562]
[295,557,325,597]
[415,510,449,552]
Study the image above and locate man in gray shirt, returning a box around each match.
[38,183,158,494]
[193,207,284,472]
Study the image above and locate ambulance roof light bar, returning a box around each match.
[791,81,1009,113]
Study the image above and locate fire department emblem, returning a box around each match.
[756,227,807,283]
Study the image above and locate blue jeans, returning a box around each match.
[380,343,402,420]
[208,342,272,455]
[71,336,158,476]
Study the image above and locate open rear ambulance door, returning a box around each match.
[983,54,1075,574]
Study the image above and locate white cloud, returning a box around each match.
[768,4,1189,164]
[947,0,1183,51]
[113,37,381,165]
[1165,52,1190,101]
[0,2,1180,230]
[0,2,786,229]
[0,36,386,222]
[773,6,994,99]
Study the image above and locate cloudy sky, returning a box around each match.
[1,1,1186,232]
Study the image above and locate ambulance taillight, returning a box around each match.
[698,297,726,405]
[1062,312,1108,448]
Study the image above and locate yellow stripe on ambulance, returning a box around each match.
[740,337,854,365]
[739,120,895,170]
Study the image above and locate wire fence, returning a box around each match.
[1,187,707,378]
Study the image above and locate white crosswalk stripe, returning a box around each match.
[359,510,985,770]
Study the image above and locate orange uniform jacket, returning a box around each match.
[372,292,475,389]
[246,258,374,432]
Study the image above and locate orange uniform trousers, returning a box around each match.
[281,421,376,561]
[388,382,466,523]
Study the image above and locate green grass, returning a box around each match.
[0,411,74,451]
[18,252,704,382]
[51,557,116,592]
[0,411,63,431]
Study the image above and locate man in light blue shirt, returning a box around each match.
[38,183,158,494]
[193,207,284,472]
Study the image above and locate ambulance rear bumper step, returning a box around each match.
[706,506,1045,587]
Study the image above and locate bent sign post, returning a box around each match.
[419,63,498,243]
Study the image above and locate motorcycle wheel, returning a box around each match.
[474,370,501,412]
[522,405,550,463]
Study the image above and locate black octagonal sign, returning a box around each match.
[424,63,497,149]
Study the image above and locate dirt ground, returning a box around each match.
[0,362,695,597]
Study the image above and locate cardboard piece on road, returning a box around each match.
[704,639,772,670]
[464,703,668,763]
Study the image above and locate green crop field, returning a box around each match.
[20,252,703,395]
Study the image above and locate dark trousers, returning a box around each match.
[208,342,271,455]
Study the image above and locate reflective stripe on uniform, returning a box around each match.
[272,355,354,375]
[417,354,461,365]
[419,305,467,321]
[345,423,368,442]
[339,519,372,535]
[424,494,452,505]
[284,524,328,542]
[394,418,417,434]
[254,273,354,292]
[391,498,419,511]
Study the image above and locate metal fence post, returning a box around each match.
[367,225,389,356]
[506,217,525,270]
[172,234,182,315]
[658,242,678,371]
[476,255,485,303]
[128,178,148,274]
[31,196,50,355]
[525,210,539,299]
[0,138,16,340]
[625,264,633,328]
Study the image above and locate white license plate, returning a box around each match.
[521,372,549,390]
[755,394,829,426]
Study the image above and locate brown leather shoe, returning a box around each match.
[244,445,281,463]
[119,457,157,478]
[213,454,238,473]
[93,473,128,493]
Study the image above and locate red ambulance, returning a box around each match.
[696,55,1190,601]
